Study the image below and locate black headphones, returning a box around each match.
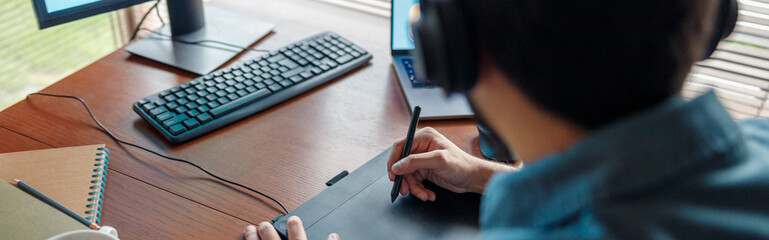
[412,0,739,94]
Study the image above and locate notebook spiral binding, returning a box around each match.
[85,147,110,225]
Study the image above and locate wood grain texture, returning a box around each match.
[0,0,479,238]
[0,128,252,239]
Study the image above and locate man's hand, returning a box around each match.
[388,127,517,201]
[244,216,339,240]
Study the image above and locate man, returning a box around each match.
[246,0,769,239]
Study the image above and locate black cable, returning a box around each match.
[26,92,289,214]
[140,28,271,53]
[154,0,165,26]
[130,0,161,41]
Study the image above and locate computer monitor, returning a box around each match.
[32,0,150,29]
[30,0,275,75]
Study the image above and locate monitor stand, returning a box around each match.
[125,5,274,75]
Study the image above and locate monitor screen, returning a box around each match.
[45,0,102,13]
[392,0,419,51]
[31,0,149,29]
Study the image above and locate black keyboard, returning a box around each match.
[402,58,434,88]
[133,31,372,143]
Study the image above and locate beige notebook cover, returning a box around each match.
[0,181,88,239]
[0,144,109,224]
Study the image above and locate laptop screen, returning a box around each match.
[392,0,420,51]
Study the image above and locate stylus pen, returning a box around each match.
[391,106,421,203]
[14,179,100,230]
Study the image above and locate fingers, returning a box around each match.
[391,150,448,175]
[327,233,340,240]
[286,216,308,240]
[405,174,435,201]
[244,225,259,240]
[257,222,280,240]
[388,127,447,181]
[387,139,405,181]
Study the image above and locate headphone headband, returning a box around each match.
[412,0,738,94]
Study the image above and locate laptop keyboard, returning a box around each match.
[402,59,434,88]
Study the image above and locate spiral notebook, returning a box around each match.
[0,144,110,224]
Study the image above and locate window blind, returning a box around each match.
[683,0,769,119]
[318,0,391,17]
[0,0,122,110]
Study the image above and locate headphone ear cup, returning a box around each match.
[703,0,738,60]
[412,0,477,94]
[413,0,451,92]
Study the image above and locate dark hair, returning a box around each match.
[468,0,716,128]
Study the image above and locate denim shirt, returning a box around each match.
[480,92,769,239]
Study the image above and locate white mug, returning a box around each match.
[47,226,119,240]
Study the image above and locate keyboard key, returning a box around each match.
[166,102,179,110]
[255,82,267,89]
[352,45,367,54]
[156,112,175,122]
[168,124,187,135]
[196,113,213,124]
[279,59,299,69]
[138,99,149,105]
[149,106,167,116]
[188,109,200,117]
[300,71,313,79]
[267,54,285,63]
[163,114,189,128]
[210,89,272,118]
[197,105,210,113]
[268,84,283,92]
[290,76,303,83]
[164,95,177,102]
[281,67,306,78]
[279,80,293,87]
[174,106,188,114]
[336,55,353,64]
[183,118,200,129]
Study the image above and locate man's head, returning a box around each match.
[414,0,731,128]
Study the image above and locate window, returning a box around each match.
[684,0,769,119]
[318,0,390,17]
[0,0,160,111]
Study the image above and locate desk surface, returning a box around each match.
[0,0,479,238]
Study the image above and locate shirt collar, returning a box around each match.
[481,91,744,227]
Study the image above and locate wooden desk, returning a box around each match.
[0,0,478,238]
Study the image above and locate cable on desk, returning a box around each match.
[139,28,271,53]
[128,0,270,53]
[130,0,163,41]
[26,92,289,215]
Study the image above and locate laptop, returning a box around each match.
[391,0,473,120]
